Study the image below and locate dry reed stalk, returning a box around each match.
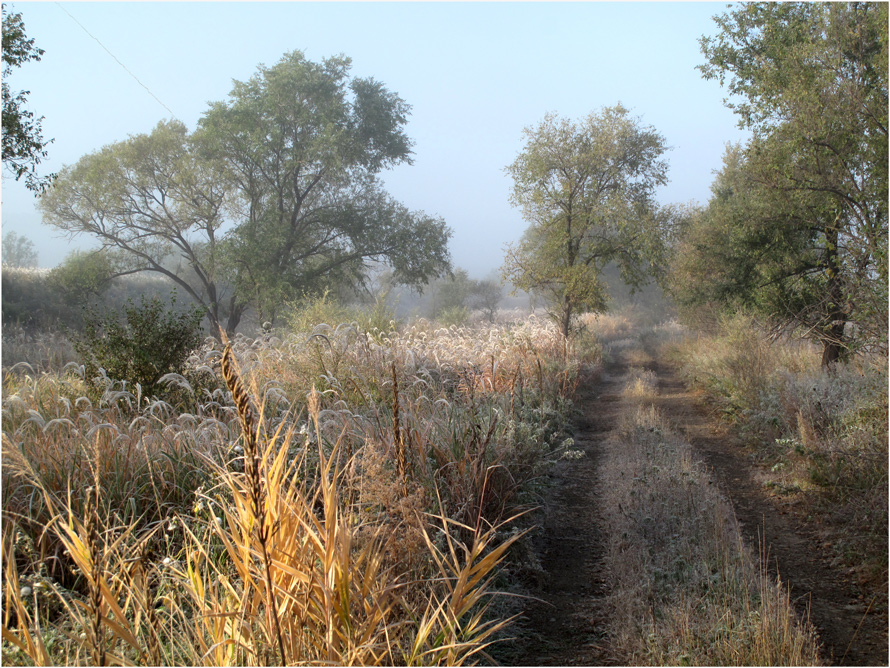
[220,333,287,666]
[391,362,409,497]
[85,462,107,667]
[1,527,52,665]
[407,509,525,666]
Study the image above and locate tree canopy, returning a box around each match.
[1,230,38,268]
[503,105,669,339]
[39,51,452,334]
[680,2,889,363]
[2,4,53,193]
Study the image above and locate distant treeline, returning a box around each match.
[1,258,671,335]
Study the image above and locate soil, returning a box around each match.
[503,351,888,666]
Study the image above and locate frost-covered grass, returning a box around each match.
[1,311,599,665]
[672,312,888,591]
[601,335,822,666]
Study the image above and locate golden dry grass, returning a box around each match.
[2,313,590,666]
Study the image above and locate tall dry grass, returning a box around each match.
[2,312,592,665]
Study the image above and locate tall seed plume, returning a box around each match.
[218,334,286,664]
[221,341,256,443]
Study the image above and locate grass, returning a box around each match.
[6,300,881,665]
[1,308,593,665]
[600,334,822,666]
[670,312,888,593]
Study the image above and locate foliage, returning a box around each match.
[46,249,114,306]
[503,104,669,339]
[199,50,452,331]
[1,266,62,328]
[429,268,472,318]
[468,278,503,323]
[39,51,452,335]
[688,2,889,364]
[1,4,53,193]
[1,231,37,268]
[73,292,205,399]
[38,120,234,332]
[669,145,857,361]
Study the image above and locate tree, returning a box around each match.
[469,278,502,323]
[670,145,833,340]
[39,120,234,331]
[696,2,888,363]
[503,105,669,339]
[1,230,37,267]
[2,5,53,193]
[39,51,452,334]
[430,268,471,317]
[198,50,451,330]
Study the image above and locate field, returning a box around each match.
[2,305,887,666]
[2,305,591,665]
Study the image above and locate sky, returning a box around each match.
[1,1,750,276]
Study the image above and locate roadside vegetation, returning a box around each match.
[671,313,888,601]
[1,296,596,666]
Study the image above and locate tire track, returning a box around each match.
[506,360,625,666]
[649,360,888,666]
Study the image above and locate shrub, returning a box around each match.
[73,292,204,399]
[46,249,114,306]
[437,305,470,327]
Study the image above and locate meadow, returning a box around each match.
[2,295,886,666]
[2,299,593,666]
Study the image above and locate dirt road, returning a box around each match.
[651,359,888,667]
[504,350,887,666]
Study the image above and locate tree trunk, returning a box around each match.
[559,299,573,356]
[820,307,847,368]
[820,225,847,368]
[225,296,247,336]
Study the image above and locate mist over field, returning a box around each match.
[2,3,886,666]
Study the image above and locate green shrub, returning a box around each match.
[46,249,114,306]
[74,292,205,399]
[437,305,470,327]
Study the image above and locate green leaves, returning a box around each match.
[74,292,204,399]
[39,50,451,334]
[688,3,889,362]
[198,50,448,326]
[503,105,669,338]
[2,5,53,193]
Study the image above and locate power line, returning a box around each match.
[55,3,179,120]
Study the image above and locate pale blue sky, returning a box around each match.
[1,1,748,275]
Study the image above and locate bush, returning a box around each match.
[437,305,470,327]
[46,249,114,306]
[73,292,205,399]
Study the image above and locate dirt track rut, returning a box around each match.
[506,360,622,666]
[504,352,887,666]
[650,360,888,667]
